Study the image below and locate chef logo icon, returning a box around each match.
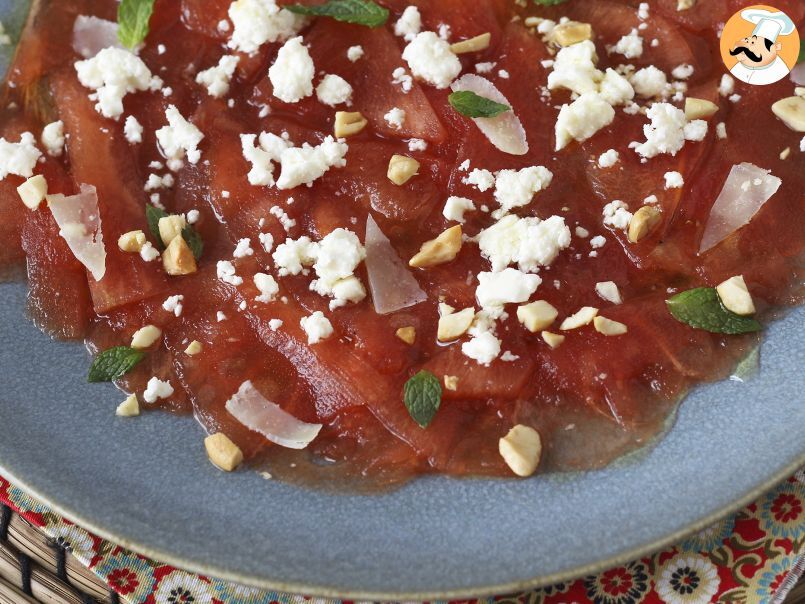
[719,5,800,86]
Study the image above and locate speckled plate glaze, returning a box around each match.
[1,5,804,599]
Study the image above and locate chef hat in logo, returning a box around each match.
[741,8,796,43]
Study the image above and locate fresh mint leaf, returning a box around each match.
[666,287,761,335]
[145,204,168,250]
[449,91,511,118]
[287,0,389,27]
[88,346,145,383]
[117,0,156,49]
[182,225,204,260]
[532,0,569,5]
[403,370,442,428]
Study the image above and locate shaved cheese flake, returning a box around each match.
[699,163,781,254]
[225,381,322,449]
[72,15,121,59]
[365,215,427,314]
[451,75,528,156]
[47,184,106,281]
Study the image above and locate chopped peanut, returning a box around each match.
[387,154,420,186]
[560,306,598,330]
[499,425,542,477]
[158,214,187,247]
[517,300,558,333]
[437,307,475,342]
[684,97,718,120]
[628,206,662,243]
[184,340,203,355]
[17,174,48,210]
[593,316,628,336]
[779,147,791,160]
[677,0,696,10]
[118,230,147,253]
[716,275,755,316]
[115,394,140,417]
[450,32,492,54]
[131,324,162,349]
[444,375,459,391]
[550,21,592,47]
[771,96,805,132]
[541,331,565,349]
[162,235,198,276]
[396,326,416,345]
[334,111,368,138]
[409,225,463,268]
[204,433,243,472]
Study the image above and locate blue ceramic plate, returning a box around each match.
[0,3,803,599]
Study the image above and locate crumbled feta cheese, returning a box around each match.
[217,19,231,33]
[254,273,280,303]
[269,36,315,103]
[144,173,174,191]
[631,66,668,98]
[156,105,204,171]
[499,69,510,79]
[347,45,364,62]
[443,196,476,223]
[475,61,496,74]
[233,238,254,258]
[638,2,649,19]
[476,268,541,318]
[590,235,606,249]
[139,242,159,262]
[610,29,643,59]
[438,23,451,40]
[227,0,303,55]
[548,40,600,96]
[217,311,227,322]
[596,149,619,170]
[196,55,240,98]
[402,31,462,89]
[0,132,41,179]
[575,226,589,238]
[461,328,501,366]
[392,67,413,93]
[716,122,727,139]
[309,229,366,309]
[595,281,622,304]
[276,135,348,189]
[464,168,495,192]
[269,205,296,231]
[41,121,64,157]
[74,48,160,120]
[217,260,243,286]
[143,377,173,403]
[493,166,553,215]
[408,138,427,152]
[394,6,422,41]
[632,102,687,158]
[555,92,615,151]
[268,318,283,331]
[384,107,406,129]
[186,209,200,225]
[664,171,684,189]
[162,294,184,317]
[273,236,316,275]
[599,68,635,106]
[718,74,734,97]
[602,200,632,231]
[258,232,274,252]
[683,119,708,141]
[316,74,353,107]
[671,64,694,80]
[478,214,571,273]
[124,116,143,144]
[240,131,291,186]
[300,311,333,344]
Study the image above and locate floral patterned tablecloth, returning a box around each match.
[1,470,802,604]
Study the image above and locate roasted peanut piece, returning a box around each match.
[204,433,244,472]
[550,21,592,47]
[115,394,140,417]
[541,331,565,349]
[118,230,147,253]
[396,326,416,344]
[517,300,558,333]
[771,96,805,132]
[158,214,187,247]
[450,32,491,54]
[334,111,368,138]
[437,307,475,341]
[684,97,718,120]
[184,340,203,355]
[387,154,420,186]
[409,225,463,268]
[716,275,755,316]
[162,235,198,276]
[499,425,542,477]
[593,316,628,336]
[131,324,162,349]
[560,306,599,330]
[677,0,696,10]
[17,174,47,210]
[628,205,662,243]
[444,375,459,391]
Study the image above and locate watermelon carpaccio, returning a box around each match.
[0,0,802,487]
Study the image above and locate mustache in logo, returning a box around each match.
[730,46,763,62]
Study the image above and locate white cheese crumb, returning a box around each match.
[217,19,231,33]
[476,268,541,315]
[595,281,622,304]
[575,226,589,238]
[402,31,462,89]
[493,166,553,215]
[300,311,334,344]
[309,229,367,310]
[269,205,296,231]
[394,6,422,42]
[316,74,353,107]
[41,121,64,157]
[233,238,254,258]
[631,66,668,98]
[598,149,619,168]
[217,311,227,322]
[461,329,501,366]
[631,102,687,158]
[227,0,303,55]
[463,168,495,192]
[392,67,413,93]
[475,61,496,74]
[478,214,571,273]
[610,29,643,59]
[0,132,41,179]
[124,116,143,144]
[272,236,316,275]
[240,131,291,186]
[254,273,280,303]
[664,171,684,189]
[139,242,159,262]
[268,318,283,331]
[384,107,406,129]
[671,64,694,80]
[590,235,606,249]
[716,122,727,139]
[555,92,615,151]
[443,196,476,223]
[498,69,510,79]
[276,136,348,189]
[217,260,244,286]
[347,45,364,62]
[162,294,184,317]
[638,2,649,19]
[269,36,315,104]
[718,74,734,97]
[408,138,427,152]
[156,105,204,171]
[186,209,200,224]
[196,55,240,98]
[143,377,173,403]
[683,119,708,141]
[602,200,632,231]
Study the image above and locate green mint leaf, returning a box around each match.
[145,204,168,250]
[182,225,204,260]
[532,0,569,5]
[88,346,146,383]
[117,0,156,49]
[448,91,511,118]
[403,370,442,428]
[287,0,389,27]
[666,287,762,335]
